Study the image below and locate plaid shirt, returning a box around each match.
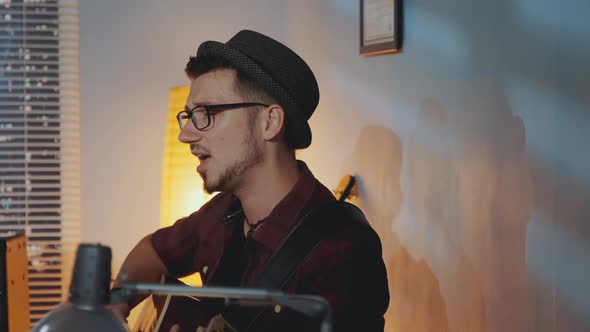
[151,161,389,331]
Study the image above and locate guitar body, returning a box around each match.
[159,296,214,332]
[132,277,236,332]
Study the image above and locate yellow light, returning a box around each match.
[159,86,212,286]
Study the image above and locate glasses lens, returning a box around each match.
[178,112,190,129]
[192,108,209,130]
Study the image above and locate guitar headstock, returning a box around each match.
[333,175,358,202]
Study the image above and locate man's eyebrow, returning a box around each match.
[185,101,214,112]
[184,103,205,112]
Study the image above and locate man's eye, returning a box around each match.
[208,110,222,116]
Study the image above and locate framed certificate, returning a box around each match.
[360,0,403,55]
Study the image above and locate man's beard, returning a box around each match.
[202,129,262,194]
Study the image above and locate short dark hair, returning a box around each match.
[185,53,295,148]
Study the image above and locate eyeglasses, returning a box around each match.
[177,102,269,130]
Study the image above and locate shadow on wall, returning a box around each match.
[397,94,534,332]
[338,95,589,332]
[526,151,590,332]
[302,0,590,330]
[341,125,451,332]
[396,97,495,332]
[403,0,590,330]
[343,92,534,332]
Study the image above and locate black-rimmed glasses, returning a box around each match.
[177,102,269,130]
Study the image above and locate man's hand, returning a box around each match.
[168,314,235,332]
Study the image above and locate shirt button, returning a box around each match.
[274,305,281,314]
[202,265,209,274]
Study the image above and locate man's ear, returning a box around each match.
[260,104,286,141]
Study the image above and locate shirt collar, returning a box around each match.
[225,160,319,250]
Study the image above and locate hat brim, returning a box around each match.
[197,41,312,149]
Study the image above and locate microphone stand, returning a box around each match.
[115,282,333,332]
[31,243,332,332]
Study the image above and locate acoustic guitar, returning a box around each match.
[131,175,358,332]
[131,275,237,332]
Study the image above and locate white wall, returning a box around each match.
[288,1,590,331]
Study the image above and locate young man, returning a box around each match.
[113,30,389,331]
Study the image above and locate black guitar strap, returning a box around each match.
[255,200,368,289]
[224,200,370,331]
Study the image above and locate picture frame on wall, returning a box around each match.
[360,0,402,55]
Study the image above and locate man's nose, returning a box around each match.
[178,121,203,144]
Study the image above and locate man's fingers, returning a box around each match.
[169,323,210,332]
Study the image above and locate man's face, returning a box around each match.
[178,69,263,194]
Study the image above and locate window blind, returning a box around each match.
[0,0,80,326]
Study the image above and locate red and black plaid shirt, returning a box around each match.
[151,161,389,331]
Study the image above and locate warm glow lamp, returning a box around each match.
[161,86,212,228]
[160,86,213,287]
